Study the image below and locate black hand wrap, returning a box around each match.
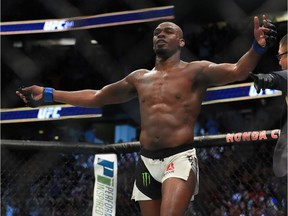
[249,72,279,94]
[18,86,44,108]
[264,19,277,48]
[18,86,54,108]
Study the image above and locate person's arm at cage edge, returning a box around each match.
[16,15,276,108]
[250,70,288,94]
[197,15,277,87]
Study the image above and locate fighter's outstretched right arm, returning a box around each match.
[16,75,137,108]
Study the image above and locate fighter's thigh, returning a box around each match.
[138,199,161,216]
[161,170,196,215]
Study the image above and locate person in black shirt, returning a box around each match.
[250,34,287,177]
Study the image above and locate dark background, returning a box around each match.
[1,0,287,142]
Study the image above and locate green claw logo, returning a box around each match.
[142,172,151,187]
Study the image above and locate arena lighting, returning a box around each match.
[91,40,98,44]
[13,41,23,48]
[13,38,98,48]
[34,38,76,46]
[272,11,288,22]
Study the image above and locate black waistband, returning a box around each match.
[140,143,194,160]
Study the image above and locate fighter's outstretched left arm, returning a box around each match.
[203,15,277,86]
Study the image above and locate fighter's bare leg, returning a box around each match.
[160,170,196,216]
[139,199,161,216]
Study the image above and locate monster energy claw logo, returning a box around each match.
[142,172,151,187]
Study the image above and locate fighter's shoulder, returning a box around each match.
[128,69,150,77]
[186,60,214,71]
[125,69,150,82]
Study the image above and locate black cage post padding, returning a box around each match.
[1,129,280,154]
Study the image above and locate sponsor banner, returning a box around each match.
[226,129,281,143]
[0,105,102,123]
[93,154,118,216]
[0,6,174,35]
[202,82,281,105]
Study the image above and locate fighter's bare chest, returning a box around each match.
[135,72,192,100]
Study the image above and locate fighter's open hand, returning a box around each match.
[254,15,277,48]
[16,85,44,107]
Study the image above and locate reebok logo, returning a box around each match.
[166,163,174,172]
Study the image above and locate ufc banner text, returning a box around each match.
[93,154,118,216]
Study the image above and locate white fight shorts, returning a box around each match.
[131,144,199,201]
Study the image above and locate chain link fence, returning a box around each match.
[1,140,286,216]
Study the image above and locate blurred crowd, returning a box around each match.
[1,144,286,216]
[1,114,287,215]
